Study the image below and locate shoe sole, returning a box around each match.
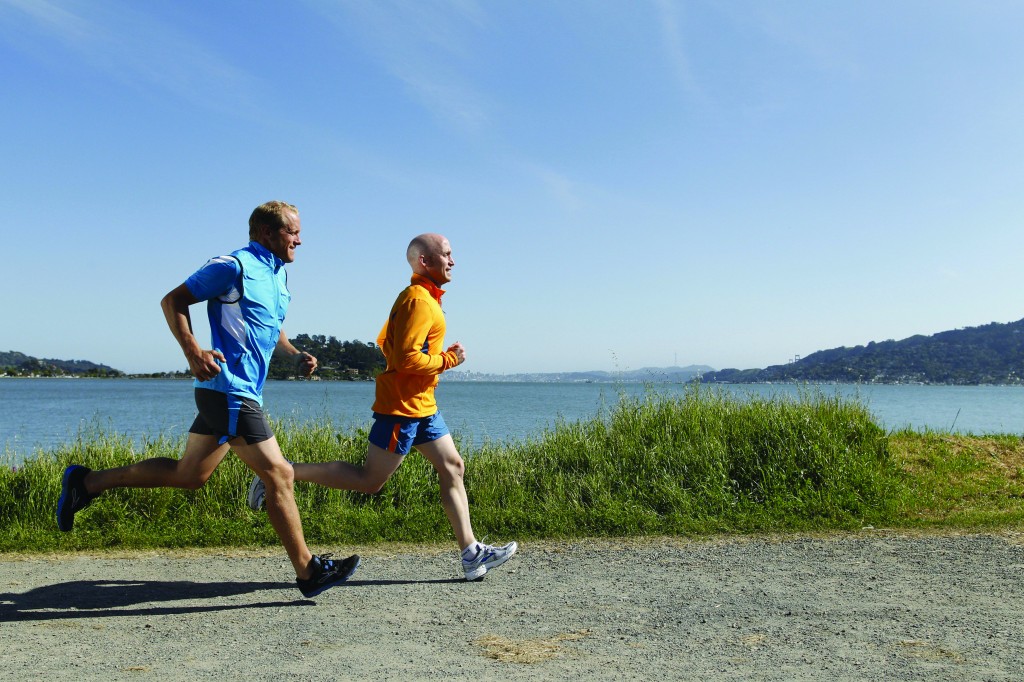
[299,555,361,598]
[247,477,265,511]
[56,465,83,532]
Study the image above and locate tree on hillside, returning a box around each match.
[268,334,385,380]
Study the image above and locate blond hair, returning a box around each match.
[249,201,298,240]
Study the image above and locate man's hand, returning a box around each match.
[296,351,318,377]
[447,342,466,367]
[187,349,226,382]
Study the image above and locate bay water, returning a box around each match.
[2,378,1022,465]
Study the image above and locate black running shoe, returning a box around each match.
[57,465,95,532]
[297,554,361,598]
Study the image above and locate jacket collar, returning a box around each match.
[248,240,285,272]
[410,273,445,303]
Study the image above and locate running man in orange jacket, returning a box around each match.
[248,233,517,581]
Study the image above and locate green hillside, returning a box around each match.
[0,351,122,377]
[700,318,1024,385]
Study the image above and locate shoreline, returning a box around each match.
[4,374,1024,387]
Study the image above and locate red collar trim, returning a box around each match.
[410,273,445,303]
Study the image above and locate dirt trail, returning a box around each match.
[2,532,1022,680]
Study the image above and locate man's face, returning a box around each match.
[264,211,302,263]
[422,238,454,285]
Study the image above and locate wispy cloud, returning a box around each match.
[532,164,582,213]
[305,1,595,211]
[304,0,490,134]
[721,2,862,81]
[1,0,94,44]
[653,0,708,106]
[0,0,258,112]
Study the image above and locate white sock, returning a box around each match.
[462,542,482,560]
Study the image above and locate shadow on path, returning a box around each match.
[0,573,466,622]
[0,579,305,621]
[344,577,463,587]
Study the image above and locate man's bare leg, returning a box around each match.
[83,433,230,494]
[83,432,315,579]
[232,436,316,579]
[414,434,475,550]
[293,444,404,495]
[293,436,474,548]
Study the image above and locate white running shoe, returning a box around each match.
[462,541,518,581]
[247,475,266,511]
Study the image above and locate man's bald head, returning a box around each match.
[407,233,454,286]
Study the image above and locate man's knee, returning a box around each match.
[359,445,404,494]
[434,453,465,482]
[173,460,214,490]
[259,460,296,493]
[358,477,388,495]
[178,474,209,491]
[349,462,389,495]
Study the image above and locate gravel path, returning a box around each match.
[1,531,1022,680]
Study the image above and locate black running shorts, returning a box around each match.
[189,388,274,445]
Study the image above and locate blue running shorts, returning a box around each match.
[368,412,450,456]
[189,388,274,445]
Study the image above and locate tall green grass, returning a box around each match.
[466,386,898,537]
[0,387,910,552]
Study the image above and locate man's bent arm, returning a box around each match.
[160,283,223,381]
[388,299,459,375]
[275,329,318,377]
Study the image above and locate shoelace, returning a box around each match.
[473,536,496,557]
[463,546,497,564]
[313,553,337,575]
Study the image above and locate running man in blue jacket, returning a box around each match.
[57,201,358,598]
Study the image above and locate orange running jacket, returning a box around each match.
[372,273,460,417]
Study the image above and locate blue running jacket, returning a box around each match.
[184,241,290,404]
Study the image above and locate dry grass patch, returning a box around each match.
[474,629,591,663]
[741,633,768,648]
[888,433,1024,526]
[897,639,965,663]
[893,434,1024,476]
[935,436,1024,476]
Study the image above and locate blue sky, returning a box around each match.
[3,1,1022,376]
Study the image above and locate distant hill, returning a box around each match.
[697,318,1024,385]
[445,365,714,383]
[1,351,123,377]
